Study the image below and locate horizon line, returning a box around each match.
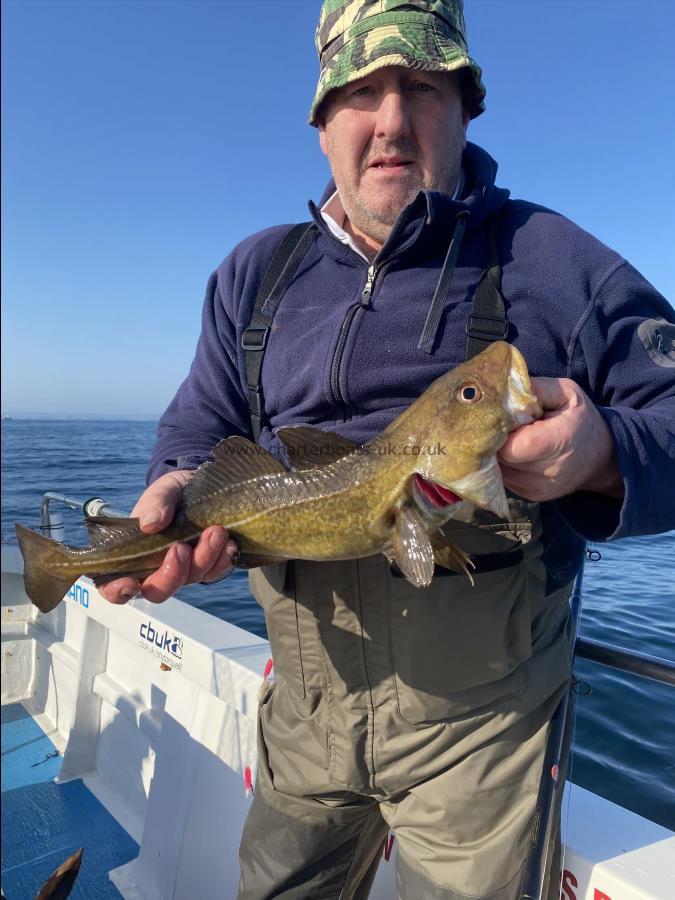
[2,412,161,421]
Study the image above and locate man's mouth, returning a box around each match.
[414,474,460,508]
[368,157,413,170]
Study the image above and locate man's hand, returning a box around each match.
[99,469,237,605]
[498,377,624,502]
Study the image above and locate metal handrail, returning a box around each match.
[40,492,125,541]
[576,637,675,686]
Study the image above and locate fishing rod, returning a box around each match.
[520,559,584,900]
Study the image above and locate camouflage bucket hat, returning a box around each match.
[309,0,486,126]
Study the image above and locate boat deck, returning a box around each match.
[1,702,137,899]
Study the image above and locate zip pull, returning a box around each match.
[361,265,376,305]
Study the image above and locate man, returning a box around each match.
[101,1,675,897]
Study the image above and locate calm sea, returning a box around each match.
[2,419,674,831]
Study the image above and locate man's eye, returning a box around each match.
[352,85,373,97]
[411,82,434,93]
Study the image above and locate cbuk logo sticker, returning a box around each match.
[67,584,90,608]
[139,622,183,657]
[138,621,184,669]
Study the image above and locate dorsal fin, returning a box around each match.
[183,436,287,506]
[84,515,141,546]
[276,426,359,470]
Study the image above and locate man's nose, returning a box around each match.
[374,89,411,139]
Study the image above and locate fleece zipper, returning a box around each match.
[328,220,428,420]
[330,265,376,420]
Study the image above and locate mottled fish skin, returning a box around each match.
[16,342,541,611]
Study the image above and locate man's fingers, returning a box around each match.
[140,543,192,604]
[99,577,143,605]
[96,470,198,606]
[137,505,174,533]
[500,377,585,467]
[97,521,237,606]
[530,376,573,412]
[131,470,195,533]
[499,418,562,466]
[189,527,236,582]
[201,539,238,583]
[499,378,570,466]
[500,464,559,502]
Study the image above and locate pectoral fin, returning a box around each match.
[392,506,435,588]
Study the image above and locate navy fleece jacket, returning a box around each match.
[148,143,675,590]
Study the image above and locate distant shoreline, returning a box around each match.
[2,415,159,422]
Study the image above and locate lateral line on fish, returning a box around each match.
[189,468,376,524]
[59,536,202,572]
[198,486,364,531]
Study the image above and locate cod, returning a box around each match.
[16,342,541,613]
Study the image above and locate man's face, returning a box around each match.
[318,66,468,247]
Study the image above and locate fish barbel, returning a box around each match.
[16,342,541,612]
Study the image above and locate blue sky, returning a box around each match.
[2,0,674,417]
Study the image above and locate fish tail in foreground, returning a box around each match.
[15,524,78,613]
[35,847,83,900]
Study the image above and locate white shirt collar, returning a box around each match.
[319,168,466,262]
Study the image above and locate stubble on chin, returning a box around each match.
[346,203,400,246]
[342,183,422,246]
[341,158,460,247]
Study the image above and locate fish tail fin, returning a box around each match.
[15,524,76,613]
[35,846,83,900]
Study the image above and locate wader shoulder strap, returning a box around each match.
[465,215,508,361]
[242,222,317,441]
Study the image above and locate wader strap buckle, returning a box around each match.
[241,327,270,352]
[466,312,509,342]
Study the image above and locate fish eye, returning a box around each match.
[456,384,482,403]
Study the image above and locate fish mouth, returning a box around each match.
[504,346,542,425]
[413,474,461,510]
